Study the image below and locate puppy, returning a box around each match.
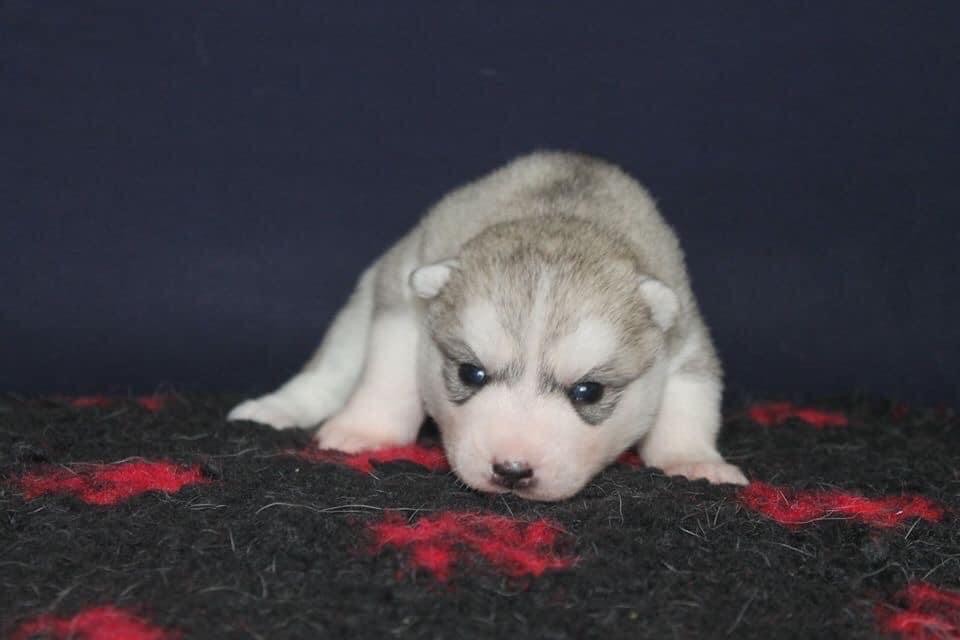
[229,152,747,500]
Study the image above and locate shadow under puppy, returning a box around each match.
[230,152,747,501]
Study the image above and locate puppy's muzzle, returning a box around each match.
[491,460,534,489]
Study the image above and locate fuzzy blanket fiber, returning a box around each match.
[1,394,957,639]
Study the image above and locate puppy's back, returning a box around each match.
[418,151,692,302]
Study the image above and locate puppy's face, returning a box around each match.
[412,222,677,501]
[419,301,668,501]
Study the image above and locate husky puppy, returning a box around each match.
[229,152,747,500]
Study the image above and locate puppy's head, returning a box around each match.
[411,217,679,501]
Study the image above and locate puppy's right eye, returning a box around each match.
[568,381,604,405]
[457,363,488,388]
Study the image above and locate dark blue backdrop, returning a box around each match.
[3,2,958,406]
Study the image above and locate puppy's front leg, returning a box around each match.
[315,307,425,453]
[641,374,748,485]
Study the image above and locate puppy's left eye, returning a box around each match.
[568,381,604,405]
[458,363,488,388]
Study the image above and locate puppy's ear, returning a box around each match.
[409,259,460,299]
[638,277,679,332]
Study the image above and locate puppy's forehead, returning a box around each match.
[459,298,518,365]
[546,316,620,382]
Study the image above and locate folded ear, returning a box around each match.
[409,259,460,299]
[638,277,679,332]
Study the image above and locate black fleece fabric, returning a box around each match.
[1,394,957,639]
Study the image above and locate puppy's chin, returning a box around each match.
[509,482,586,503]
[457,472,586,502]
[498,480,589,502]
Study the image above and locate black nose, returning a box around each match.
[492,461,534,488]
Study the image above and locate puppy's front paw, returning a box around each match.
[228,395,306,430]
[314,415,405,453]
[660,460,748,486]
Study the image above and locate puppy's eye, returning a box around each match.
[458,363,488,387]
[568,381,604,405]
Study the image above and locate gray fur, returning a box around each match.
[401,151,720,384]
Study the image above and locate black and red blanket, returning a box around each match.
[1,394,957,639]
